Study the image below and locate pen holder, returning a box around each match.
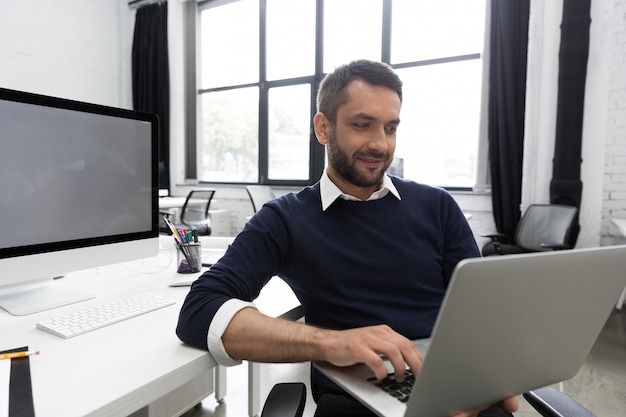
[176,242,202,274]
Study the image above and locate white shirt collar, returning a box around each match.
[320,169,401,211]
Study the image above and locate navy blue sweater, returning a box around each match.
[176,177,479,387]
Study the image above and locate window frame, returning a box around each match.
[192,0,490,191]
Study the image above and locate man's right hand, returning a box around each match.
[222,308,422,382]
[322,324,423,382]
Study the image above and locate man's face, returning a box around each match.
[319,80,401,197]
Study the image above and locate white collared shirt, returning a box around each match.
[320,169,402,210]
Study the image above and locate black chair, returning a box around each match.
[482,204,578,256]
[159,189,215,236]
[260,383,307,417]
[246,185,276,213]
[523,387,596,417]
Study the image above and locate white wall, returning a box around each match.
[524,0,626,248]
[0,0,134,108]
[601,0,626,246]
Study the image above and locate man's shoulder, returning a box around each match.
[390,176,450,198]
[266,183,321,210]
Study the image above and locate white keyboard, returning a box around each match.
[36,293,176,338]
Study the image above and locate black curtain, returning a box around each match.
[487,0,531,240]
[132,2,170,192]
[549,0,591,245]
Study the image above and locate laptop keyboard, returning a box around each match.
[367,369,415,403]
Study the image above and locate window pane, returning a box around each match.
[394,60,482,187]
[199,0,259,88]
[266,0,316,81]
[199,88,259,182]
[391,0,486,63]
[323,0,382,73]
[268,84,311,180]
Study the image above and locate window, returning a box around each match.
[196,0,488,189]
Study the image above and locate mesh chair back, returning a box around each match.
[515,204,578,251]
[245,185,276,213]
[180,190,215,230]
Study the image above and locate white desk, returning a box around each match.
[1,237,300,417]
[0,240,222,417]
[158,196,188,210]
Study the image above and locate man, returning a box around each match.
[176,60,518,417]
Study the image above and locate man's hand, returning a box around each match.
[322,324,423,381]
[223,309,422,382]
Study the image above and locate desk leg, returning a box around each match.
[215,365,227,403]
[248,361,261,417]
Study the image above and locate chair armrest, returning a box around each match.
[540,242,573,250]
[278,305,304,322]
[480,232,509,243]
[523,387,596,417]
[261,383,307,417]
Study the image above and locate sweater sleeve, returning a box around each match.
[440,190,481,284]
[207,298,257,366]
[175,201,290,352]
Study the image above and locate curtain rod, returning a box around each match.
[128,0,167,10]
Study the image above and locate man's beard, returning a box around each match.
[327,126,391,188]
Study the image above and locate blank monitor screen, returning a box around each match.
[0,88,159,315]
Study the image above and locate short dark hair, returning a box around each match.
[316,60,403,124]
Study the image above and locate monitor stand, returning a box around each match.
[0,277,95,316]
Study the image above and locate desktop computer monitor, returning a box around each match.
[0,88,160,316]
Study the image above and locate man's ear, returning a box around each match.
[313,112,330,145]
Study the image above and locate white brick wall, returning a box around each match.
[0,0,133,108]
[601,0,626,245]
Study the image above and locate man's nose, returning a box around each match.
[367,126,389,151]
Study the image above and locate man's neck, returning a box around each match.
[326,170,381,201]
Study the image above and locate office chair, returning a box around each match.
[246,185,276,213]
[482,204,578,256]
[260,383,307,417]
[160,189,215,236]
[523,387,596,417]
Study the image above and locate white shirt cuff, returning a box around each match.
[207,298,257,367]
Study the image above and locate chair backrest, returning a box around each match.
[245,185,276,213]
[180,189,215,225]
[515,204,578,251]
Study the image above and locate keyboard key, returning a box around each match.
[367,369,415,403]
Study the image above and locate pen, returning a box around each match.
[163,216,182,244]
[163,216,195,265]
[0,350,39,360]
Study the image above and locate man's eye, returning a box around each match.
[353,123,369,129]
[385,126,397,134]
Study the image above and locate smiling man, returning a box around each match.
[176,60,517,417]
[317,78,400,199]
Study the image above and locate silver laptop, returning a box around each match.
[315,245,626,417]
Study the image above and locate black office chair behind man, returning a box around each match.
[481,204,578,256]
[160,189,215,236]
